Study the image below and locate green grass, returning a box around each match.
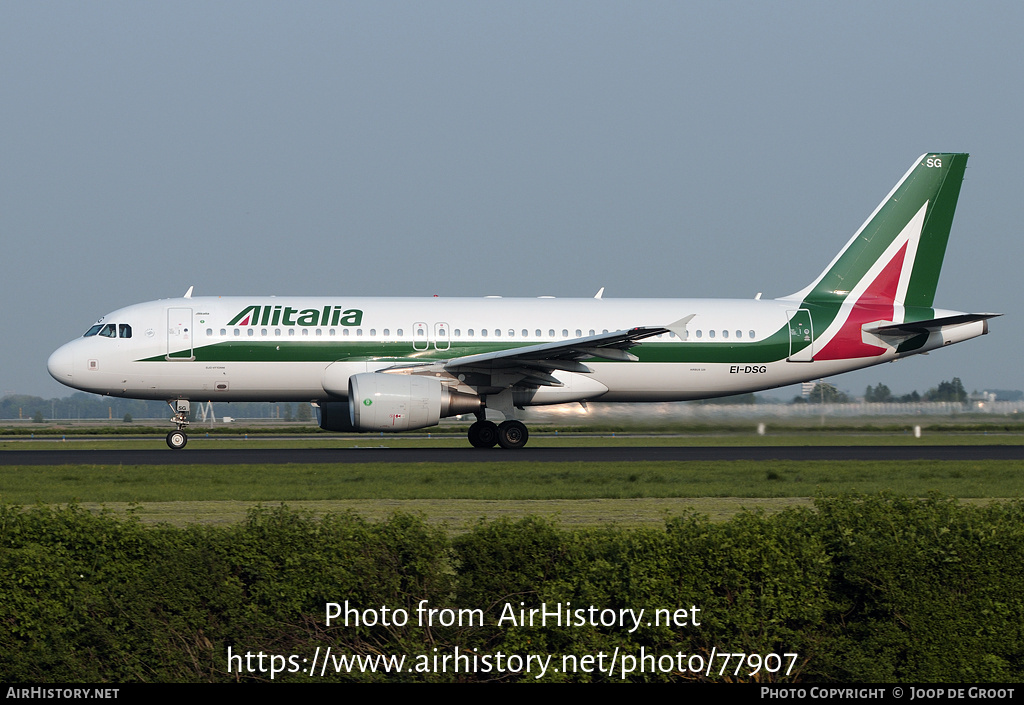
[2,459,1021,528]
[4,460,1023,502]
[5,424,1023,528]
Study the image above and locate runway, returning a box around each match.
[2,445,1023,465]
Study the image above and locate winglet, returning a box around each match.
[666,314,695,338]
[183,286,194,299]
[594,287,605,299]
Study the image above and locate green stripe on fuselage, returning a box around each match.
[137,325,794,365]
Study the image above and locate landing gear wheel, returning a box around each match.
[166,430,188,450]
[468,420,499,448]
[497,420,529,449]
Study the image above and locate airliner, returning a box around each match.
[48,153,996,449]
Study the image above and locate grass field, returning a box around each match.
[2,457,1021,528]
[3,422,1022,528]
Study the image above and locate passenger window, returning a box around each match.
[206,328,213,336]
[749,330,755,339]
[589,329,595,336]
[722,330,729,339]
[709,330,715,339]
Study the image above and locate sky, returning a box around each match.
[2,1,1020,401]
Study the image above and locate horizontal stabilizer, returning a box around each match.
[865,313,1000,338]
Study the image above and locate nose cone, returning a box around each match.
[47,343,75,386]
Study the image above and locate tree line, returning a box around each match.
[799,377,980,405]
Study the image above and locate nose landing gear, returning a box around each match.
[166,399,190,450]
[166,429,188,450]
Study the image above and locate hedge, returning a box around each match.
[1,495,1021,682]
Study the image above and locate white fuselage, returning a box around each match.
[47,295,983,405]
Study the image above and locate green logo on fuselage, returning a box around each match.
[227,305,364,327]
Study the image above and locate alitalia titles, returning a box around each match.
[228,305,363,327]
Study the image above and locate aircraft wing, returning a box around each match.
[446,316,694,386]
[447,326,665,367]
[380,316,694,389]
[441,325,670,389]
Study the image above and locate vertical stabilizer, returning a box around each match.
[785,153,968,310]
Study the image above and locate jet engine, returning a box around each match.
[321,373,482,432]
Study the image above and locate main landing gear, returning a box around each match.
[467,419,529,449]
[166,399,190,450]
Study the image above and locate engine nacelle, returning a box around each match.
[346,373,482,432]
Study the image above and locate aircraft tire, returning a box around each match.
[166,430,188,450]
[468,420,499,448]
[497,420,529,449]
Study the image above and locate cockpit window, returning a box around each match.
[84,322,131,338]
